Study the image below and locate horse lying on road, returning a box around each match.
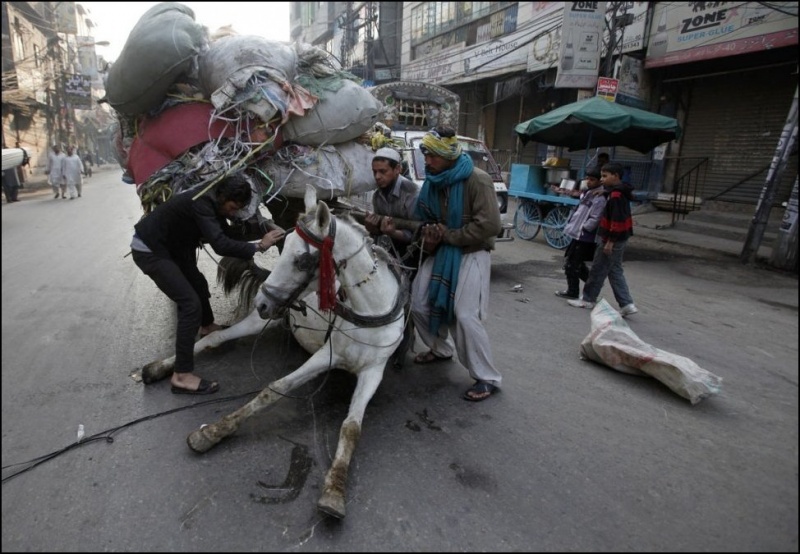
[142,186,408,518]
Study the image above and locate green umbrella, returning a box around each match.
[514,96,681,154]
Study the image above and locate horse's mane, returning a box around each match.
[216,257,270,316]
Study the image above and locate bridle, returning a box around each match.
[259,212,408,327]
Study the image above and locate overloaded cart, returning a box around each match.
[508,161,578,249]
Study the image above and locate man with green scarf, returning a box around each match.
[410,126,503,401]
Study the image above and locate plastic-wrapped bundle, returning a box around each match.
[103,2,208,116]
[257,141,377,200]
[199,34,299,123]
[282,79,384,146]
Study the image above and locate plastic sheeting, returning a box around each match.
[580,299,723,404]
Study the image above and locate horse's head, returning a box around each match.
[255,186,335,320]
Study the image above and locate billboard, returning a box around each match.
[77,37,99,78]
[646,2,799,68]
[65,74,93,109]
[555,1,608,89]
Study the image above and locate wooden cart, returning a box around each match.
[508,164,578,250]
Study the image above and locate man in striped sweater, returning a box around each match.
[568,162,638,317]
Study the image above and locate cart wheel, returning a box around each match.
[543,206,573,249]
[514,201,542,241]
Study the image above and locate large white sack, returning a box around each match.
[199,35,297,122]
[104,2,207,116]
[258,141,376,200]
[282,80,384,146]
[580,299,723,404]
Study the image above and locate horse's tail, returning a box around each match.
[216,257,270,315]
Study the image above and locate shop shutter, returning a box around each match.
[678,66,797,205]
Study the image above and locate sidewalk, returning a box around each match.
[631,203,774,262]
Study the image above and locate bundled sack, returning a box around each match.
[258,141,376,200]
[103,2,208,116]
[282,78,384,146]
[199,34,299,123]
[580,299,722,404]
[127,102,243,185]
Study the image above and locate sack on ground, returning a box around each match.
[580,299,722,404]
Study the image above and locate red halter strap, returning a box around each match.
[295,219,337,312]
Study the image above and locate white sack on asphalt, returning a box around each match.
[580,299,722,404]
[258,141,376,200]
[282,79,384,146]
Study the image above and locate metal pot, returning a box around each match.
[545,167,571,184]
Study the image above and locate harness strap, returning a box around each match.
[296,218,337,311]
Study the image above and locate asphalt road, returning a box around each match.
[2,168,798,551]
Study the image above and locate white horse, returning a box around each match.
[144,186,407,518]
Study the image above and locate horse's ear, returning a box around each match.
[304,185,317,213]
[316,197,331,229]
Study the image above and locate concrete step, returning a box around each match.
[674,218,778,243]
[634,223,773,260]
[686,208,782,232]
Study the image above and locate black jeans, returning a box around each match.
[563,239,596,296]
[132,250,214,374]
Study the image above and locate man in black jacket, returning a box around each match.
[131,175,284,394]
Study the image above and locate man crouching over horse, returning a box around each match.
[130,175,284,395]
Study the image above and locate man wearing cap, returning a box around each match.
[555,168,607,300]
[366,146,421,372]
[365,147,420,264]
[410,125,503,402]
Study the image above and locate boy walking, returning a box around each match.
[567,162,638,317]
[555,168,606,300]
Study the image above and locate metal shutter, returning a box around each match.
[678,66,797,205]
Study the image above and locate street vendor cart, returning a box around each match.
[508,163,578,249]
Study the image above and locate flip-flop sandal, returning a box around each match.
[413,351,453,364]
[463,381,497,402]
[171,378,220,395]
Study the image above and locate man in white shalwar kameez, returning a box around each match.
[46,144,66,199]
[63,146,84,200]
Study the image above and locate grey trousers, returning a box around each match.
[411,250,502,386]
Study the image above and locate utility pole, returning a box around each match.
[603,2,619,78]
[740,83,798,264]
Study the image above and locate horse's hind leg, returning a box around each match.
[317,365,384,519]
[187,347,338,453]
[141,309,273,384]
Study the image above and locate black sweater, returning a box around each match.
[134,189,257,261]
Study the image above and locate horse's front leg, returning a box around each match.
[317,364,384,519]
[141,309,273,384]
[187,344,341,453]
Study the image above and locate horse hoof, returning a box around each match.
[187,427,220,453]
[141,362,172,385]
[317,491,346,519]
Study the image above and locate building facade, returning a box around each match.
[290,1,798,206]
[2,1,113,173]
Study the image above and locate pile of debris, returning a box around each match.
[102,2,385,225]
